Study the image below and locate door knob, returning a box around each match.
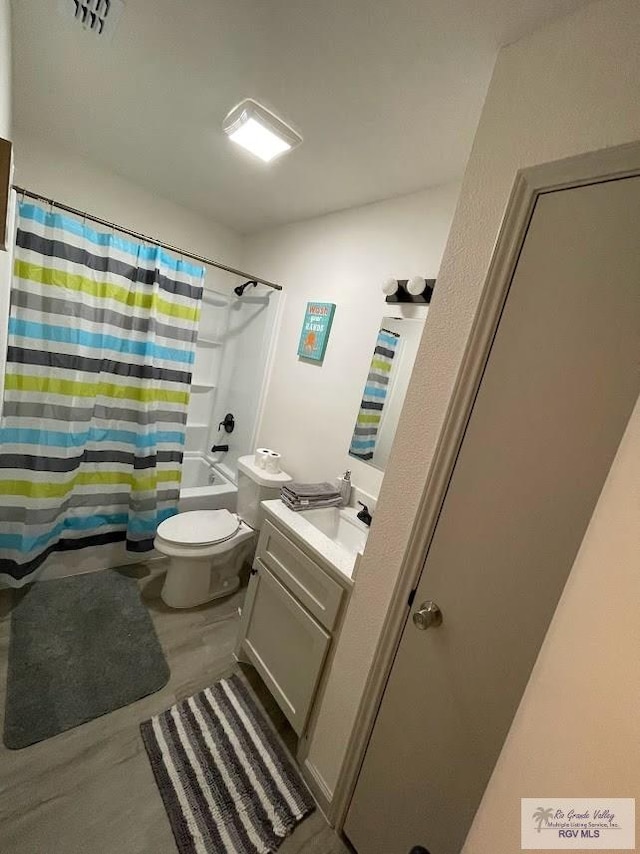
[412,600,443,630]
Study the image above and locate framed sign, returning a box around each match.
[297,302,336,362]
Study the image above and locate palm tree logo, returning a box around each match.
[532,807,555,833]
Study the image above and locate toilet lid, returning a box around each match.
[157,509,241,546]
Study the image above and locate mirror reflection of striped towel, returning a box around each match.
[349,327,400,461]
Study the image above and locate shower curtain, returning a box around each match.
[0,201,204,586]
[349,327,400,461]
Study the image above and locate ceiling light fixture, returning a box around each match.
[223,99,302,163]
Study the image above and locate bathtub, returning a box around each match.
[178,452,237,513]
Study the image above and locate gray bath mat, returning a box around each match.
[4,569,170,749]
[140,673,315,854]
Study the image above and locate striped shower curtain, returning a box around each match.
[0,201,203,585]
[349,327,400,461]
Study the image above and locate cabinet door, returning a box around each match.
[257,519,343,631]
[238,562,330,735]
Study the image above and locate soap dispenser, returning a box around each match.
[337,470,352,506]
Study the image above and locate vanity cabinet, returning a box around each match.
[236,518,346,736]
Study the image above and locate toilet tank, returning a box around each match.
[236,455,292,529]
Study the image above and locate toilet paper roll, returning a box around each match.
[255,448,270,469]
[265,451,281,473]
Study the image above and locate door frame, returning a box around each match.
[331,139,640,830]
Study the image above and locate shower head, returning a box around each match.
[234,280,258,297]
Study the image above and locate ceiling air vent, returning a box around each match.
[58,0,124,39]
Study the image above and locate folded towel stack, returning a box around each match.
[281,481,342,512]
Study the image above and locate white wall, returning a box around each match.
[305,0,640,802]
[0,0,10,139]
[12,134,243,288]
[243,182,460,498]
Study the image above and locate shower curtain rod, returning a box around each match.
[11,185,283,292]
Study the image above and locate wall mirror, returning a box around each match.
[348,316,425,471]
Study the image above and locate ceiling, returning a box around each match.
[12,0,594,233]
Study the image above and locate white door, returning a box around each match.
[344,176,640,854]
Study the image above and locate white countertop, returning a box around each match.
[261,499,362,584]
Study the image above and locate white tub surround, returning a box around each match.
[186,285,282,483]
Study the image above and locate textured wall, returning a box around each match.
[306,0,640,798]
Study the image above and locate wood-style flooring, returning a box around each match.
[0,563,351,854]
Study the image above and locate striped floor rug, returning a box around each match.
[140,673,315,854]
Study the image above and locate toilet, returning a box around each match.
[155,454,291,608]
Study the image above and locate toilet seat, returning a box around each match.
[156,509,241,548]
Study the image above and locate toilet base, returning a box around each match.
[161,569,241,608]
[158,534,256,609]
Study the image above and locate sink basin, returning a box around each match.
[261,499,370,581]
[303,507,369,555]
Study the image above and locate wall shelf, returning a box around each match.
[191,382,216,392]
[201,292,231,308]
[196,337,222,346]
